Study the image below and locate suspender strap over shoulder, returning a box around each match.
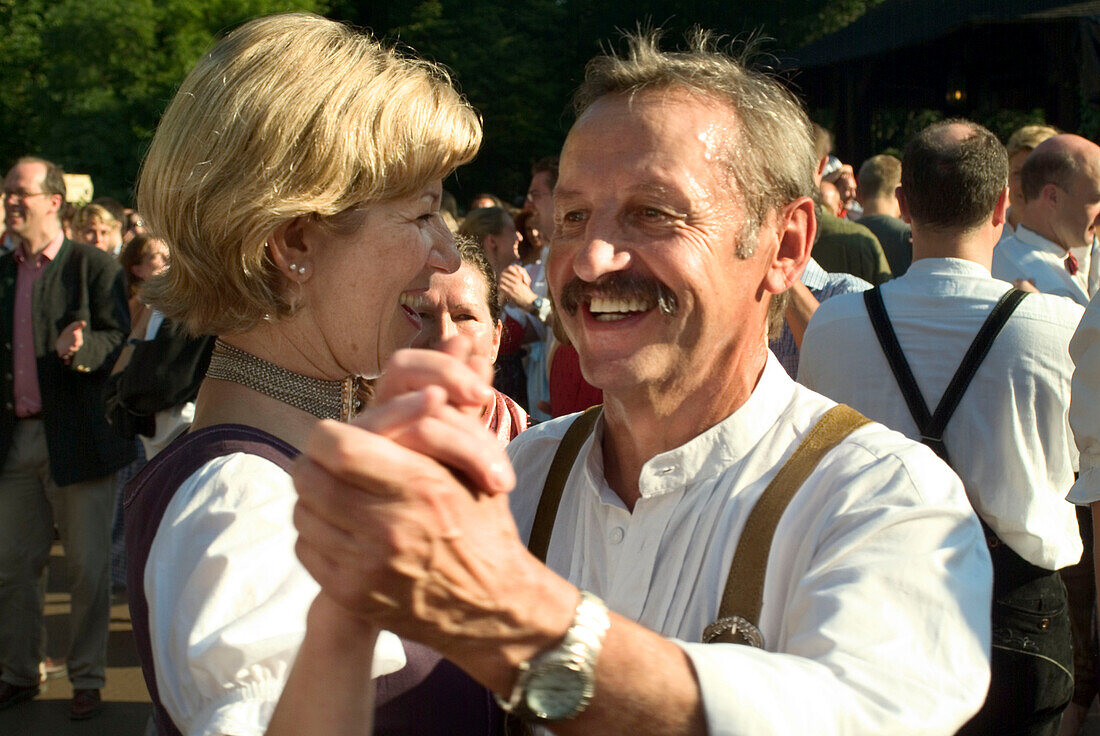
[703,404,870,646]
[528,405,603,563]
[528,403,870,649]
[863,287,1027,465]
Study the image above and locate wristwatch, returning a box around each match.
[529,295,547,315]
[495,591,610,723]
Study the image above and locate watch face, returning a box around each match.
[524,662,587,720]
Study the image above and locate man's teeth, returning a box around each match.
[588,296,654,321]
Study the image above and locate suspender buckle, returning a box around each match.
[702,615,765,648]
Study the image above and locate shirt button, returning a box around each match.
[609,527,625,544]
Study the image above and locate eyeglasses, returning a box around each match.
[3,190,51,202]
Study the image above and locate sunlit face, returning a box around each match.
[409,260,502,363]
[3,162,61,241]
[483,215,520,274]
[1008,149,1031,214]
[1050,162,1100,252]
[131,238,169,281]
[81,219,121,252]
[526,171,555,239]
[549,90,775,399]
[299,180,459,377]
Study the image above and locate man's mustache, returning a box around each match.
[558,273,678,316]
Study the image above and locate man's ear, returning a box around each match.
[763,196,815,296]
[1041,182,1060,209]
[896,186,911,224]
[992,186,1009,227]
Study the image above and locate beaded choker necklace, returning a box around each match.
[205,339,362,422]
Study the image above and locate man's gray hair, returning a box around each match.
[572,29,817,256]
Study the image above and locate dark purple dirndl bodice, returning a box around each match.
[124,424,502,736]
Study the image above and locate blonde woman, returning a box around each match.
[124,13,500,736]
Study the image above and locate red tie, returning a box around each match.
[1066,252,1079,275]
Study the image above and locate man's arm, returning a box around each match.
[62,256,130,372]
[294,348,990,736]
[292,418,707,735]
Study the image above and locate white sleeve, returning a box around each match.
[1070,296,1100,503]
[678,438,992,735]
[145,453,405,736]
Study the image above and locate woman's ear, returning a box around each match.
[490,319,503,364]
[266,218,311,281]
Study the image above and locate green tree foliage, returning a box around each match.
[0,0,883,204]
[0,0,325,201]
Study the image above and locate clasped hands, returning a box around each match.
[292,337,577,681]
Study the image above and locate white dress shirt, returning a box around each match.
[1068,292,1100,505]
[799,258,1083,570]
[508,354,992,735]
[992,225,1099,306]
[145,454,405,736]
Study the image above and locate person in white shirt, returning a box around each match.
[801,119,1083,736]
[289,31,993,735]
[992,134,1100,305]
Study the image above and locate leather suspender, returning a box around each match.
[527,403,870,648]
[863,287,1027,466]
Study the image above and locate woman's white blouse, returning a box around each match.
[145,452,405,736]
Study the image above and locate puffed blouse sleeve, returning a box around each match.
[144,453,405,736]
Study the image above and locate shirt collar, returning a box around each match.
[14,231,64,265]
[903,256,992,280]
[1013,225,1066,256]
[580,353,797,501]
[800,257,829,290]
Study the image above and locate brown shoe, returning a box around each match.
[0,680,39,710]
[69,688,102,720]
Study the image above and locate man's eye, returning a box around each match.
[454,313,478,322]
[639,207,667,219]
[418,212,436,223]
[562,210,586,223]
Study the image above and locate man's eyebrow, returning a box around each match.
[553,183,677,201]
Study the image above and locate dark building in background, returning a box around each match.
[787,0,1100,162]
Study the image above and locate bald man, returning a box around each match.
[992,134,1100,305]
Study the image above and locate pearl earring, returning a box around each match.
[289,263,299,273]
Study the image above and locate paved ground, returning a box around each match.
[0,544,151,736]
[9,543,1100,735]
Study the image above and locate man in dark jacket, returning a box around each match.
[0,157,133,719]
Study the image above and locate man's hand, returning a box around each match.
[56,320,86,364]
[498,264,538,312]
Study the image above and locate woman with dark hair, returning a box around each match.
[410,236,528,443]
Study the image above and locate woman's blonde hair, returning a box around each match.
[73,203,119,232]
[138,12,482,335]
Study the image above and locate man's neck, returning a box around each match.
[858,197,899,218]
[20,226,61,256]
[910,224,994,271]
[1018,214,1068,253]
[598,344,768,511]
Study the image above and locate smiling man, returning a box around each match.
[292,32,994,735]
[992,134,1100,305]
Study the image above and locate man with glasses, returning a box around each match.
[0,157,134,719]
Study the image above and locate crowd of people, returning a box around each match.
[0,10,1099,736]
